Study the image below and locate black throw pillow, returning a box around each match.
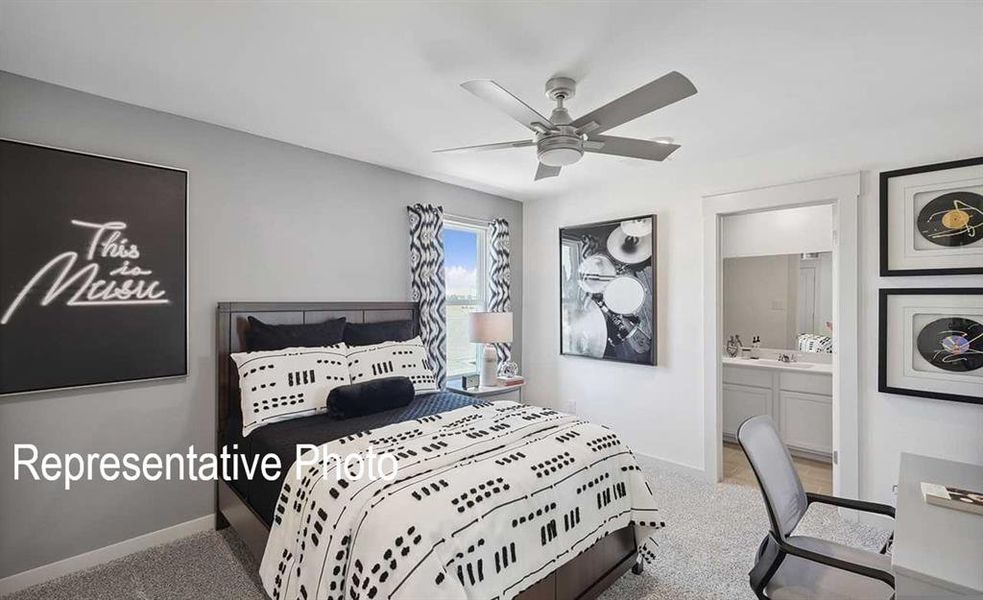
[343,320,415,346]
[245,316,346,351]
[327,377,415,418]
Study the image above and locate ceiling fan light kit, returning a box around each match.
[435,71,697,180]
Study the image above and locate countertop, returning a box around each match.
[721,356,833,375]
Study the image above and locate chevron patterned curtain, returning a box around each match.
[487,218,512,367]
[408,204,447,388]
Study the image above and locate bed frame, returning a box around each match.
[215,301,640,600]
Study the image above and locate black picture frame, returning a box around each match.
[878,287,983,405]
[558,214,657,366]
[879,156,983,276]
[0,138,188,395]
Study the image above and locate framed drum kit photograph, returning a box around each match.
[559,215,656,366]
[877,156,983,405]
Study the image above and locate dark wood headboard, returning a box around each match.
[215,301,419,444]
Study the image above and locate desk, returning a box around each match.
[893,453,983,599]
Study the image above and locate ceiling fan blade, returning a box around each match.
[535,163,561,181]
[461,80,553,133]
[584,135,681,161]
[433,139,534,153]
[572,71,697,134]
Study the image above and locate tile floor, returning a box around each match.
[723,442,833,495]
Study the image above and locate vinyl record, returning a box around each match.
[916,191,983,247]
[916,316,983,372]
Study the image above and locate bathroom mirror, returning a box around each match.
[722,252,833,352]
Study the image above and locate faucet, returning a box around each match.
[777,352,798,363]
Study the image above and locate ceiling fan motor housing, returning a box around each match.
[537,126,583,167]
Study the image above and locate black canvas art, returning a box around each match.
[560,215,656,365]
[0,140,187,394]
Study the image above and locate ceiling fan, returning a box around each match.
[434,71,697,181]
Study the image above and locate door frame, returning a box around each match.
[702,173,861,503]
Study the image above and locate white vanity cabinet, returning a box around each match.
[722,364,832,460]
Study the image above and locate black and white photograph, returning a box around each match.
[879,288,983,405]
[560,215,656,365]
[880,157,983,276]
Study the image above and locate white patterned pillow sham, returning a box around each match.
[345,336,438,393]
[797,333,833,353]
[231,345,350,436]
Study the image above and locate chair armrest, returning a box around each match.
[807,492,896,519]
[773,533,896,589]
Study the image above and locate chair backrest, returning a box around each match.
[737,415,808,538]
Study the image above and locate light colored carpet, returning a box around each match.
[4,458,889,600]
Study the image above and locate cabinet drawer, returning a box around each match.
[722,384,773,437]
[780,371,832,395]
[722,365,772,388]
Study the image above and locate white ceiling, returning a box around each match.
[1,1,980,202]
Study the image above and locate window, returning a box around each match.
[444,220,487,378]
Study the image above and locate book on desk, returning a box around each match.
[921,482,983,516]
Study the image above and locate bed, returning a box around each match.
[216,301,660,600]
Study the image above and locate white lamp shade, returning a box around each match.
[469,311,513,343]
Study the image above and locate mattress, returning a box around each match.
[225,390,483,525]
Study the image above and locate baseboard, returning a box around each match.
[634,451,706,479]
[0,514,214,596]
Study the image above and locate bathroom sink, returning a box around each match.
[754,358,812,368]
[722,357,816,369]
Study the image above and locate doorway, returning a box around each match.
[702,173,861,502]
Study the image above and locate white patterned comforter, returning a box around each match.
[260,401,663,600]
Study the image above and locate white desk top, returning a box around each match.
[893,453,983,597]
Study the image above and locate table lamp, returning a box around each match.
[469,311,513,387]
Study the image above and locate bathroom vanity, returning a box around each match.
[722,357,833,461]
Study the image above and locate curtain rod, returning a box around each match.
[444,212,498,227]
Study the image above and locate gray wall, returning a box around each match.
[0,71,522,578]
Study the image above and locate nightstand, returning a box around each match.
[447,381,524,404]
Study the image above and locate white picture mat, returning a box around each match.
[888,294,983,397]
[888,163,983,270]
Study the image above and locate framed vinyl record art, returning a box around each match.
[880,157,983,276]
[879,288,982,405]
[0,139,188,395]
[559,215,656,366]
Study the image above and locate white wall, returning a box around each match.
[722,204,833,258]
[522,107,983,506]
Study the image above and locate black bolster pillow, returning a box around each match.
[328,376,416,418]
